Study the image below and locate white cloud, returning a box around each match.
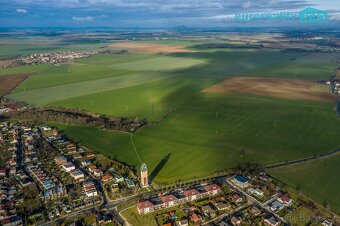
[72,16,94,21]
[242,1,251,9]
[16,8,28,13]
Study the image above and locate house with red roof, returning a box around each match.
[137,200,154,214]
[190,213,202,223]
[231,193,243,203]
[160,194,178,208]
[204,184,221,196]
[277,194,292,205]
[183,189,200,202]
[0,169,6,177]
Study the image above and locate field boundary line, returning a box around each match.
[130,134,142,164]
[265,147,340,169]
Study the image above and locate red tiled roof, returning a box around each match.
[183,189,199,197]
[204,184,220,192]
[279,194,291,202]
[191,213,201,222]
[160,194,177,203]
[231,193,242,201]
[137,200,154,210]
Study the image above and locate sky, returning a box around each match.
[0,0,339,28]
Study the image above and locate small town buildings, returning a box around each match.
[183,189,200,202]
[201,205,216,218]
[1,215,22,226]
[231,193,243,203]
[204,184,221,196]
[160,195,178,208]
[214,202,231,211]
[55,156,67,165]
[277,194,292,205]
[125,178,136,189]
[264,216,279,226]
[231,216,242,225]
[69,169,85,181]
[190,213,201,223]
[83,181,98,198]
[114,174,124,183]
[72,154,82,160]
[250,206,261,216]
[176,219,189,226]
[61,162,76,172]
[269,201,284,212]
[86,153,95,159]
[137,200,154,214]
[231,175,250,188]
[101,174,113,183]
[88,165,103,177]
[81,159,91,167]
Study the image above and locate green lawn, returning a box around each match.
[269,154,340,214]
[121,207,157,226]
[285,206,315,226]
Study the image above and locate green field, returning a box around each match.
[49,91,340,184]
[269,154,340,214]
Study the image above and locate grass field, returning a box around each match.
[285,206,315,226]
[49,91,340,184]
[269,154,340,214]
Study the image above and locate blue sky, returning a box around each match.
[0,0,339,27]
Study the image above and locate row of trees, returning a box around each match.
[6,107,147,133]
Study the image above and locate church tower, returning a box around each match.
[140,163,148,187]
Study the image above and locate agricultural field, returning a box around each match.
[48,91,340,184]
[269,154,340,214]
[203,76,336,103]
[0,73,31,97]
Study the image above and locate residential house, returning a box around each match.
[277,194,292,205]
[176,219,188,226]
[101,174,113,183]
[214,202,231,212]
[231,216,242,226]
[61,163,75,172]
[190,213,201,223]
[231,194,243,203]
[83,181,98,198]
[269,201,284,212]
[231,175,250,188]
[54,156,67,166]
[250,206,261,216]
[204,184,221,196]
[264,216,279,226]
[88,165,103,177]
[137,200,154,214]
[161,195,177,208]
[201,205,215,218]
[183,189,200,202]
[69,169,85,181]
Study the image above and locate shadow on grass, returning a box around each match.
[149,153,171,183]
